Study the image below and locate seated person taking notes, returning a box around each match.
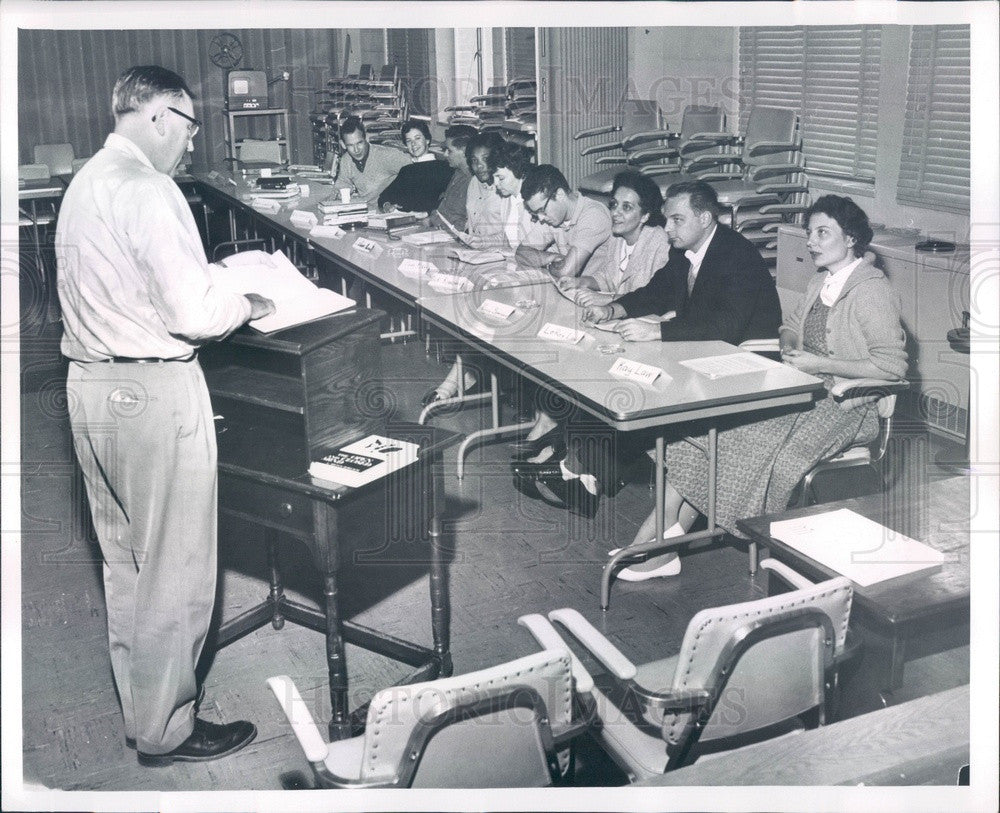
[618,195,905,582]
[512,164,613,447]
[331,115,409,205]
[423,141,541,406]
[378,119,454,213]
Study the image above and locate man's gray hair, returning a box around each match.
[112,65,195,118]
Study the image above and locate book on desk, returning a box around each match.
[309,434,420,488]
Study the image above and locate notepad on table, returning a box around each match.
[210,249,355,333]
[401,229,453,246]
[679,352,774,379]
[448,247,506,265]
[769,508,945,587]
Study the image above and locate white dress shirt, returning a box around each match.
[685,223,718,294]
[57,133,251,361]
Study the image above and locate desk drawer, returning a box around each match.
[219,476,313,538]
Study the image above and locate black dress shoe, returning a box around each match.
[509,425,564,456]
[512,462,600,519]
[136,718,257,766]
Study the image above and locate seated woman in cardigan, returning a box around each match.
[614,194,907,581]
[378,119,453,213]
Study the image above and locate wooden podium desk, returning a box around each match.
[202,312,460,739]
[738,475,970,712]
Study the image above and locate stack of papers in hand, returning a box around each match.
[769,509,946,586]
[309,434,420,488]
[401,230,453,246]
[209,249,355,333]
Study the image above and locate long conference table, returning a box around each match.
[190,166,825,608]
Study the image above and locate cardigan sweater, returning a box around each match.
[377,158,454,213]
[783,258,907,410]
[586,226,672,295]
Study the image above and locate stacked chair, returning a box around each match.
[445,79,538,138]
[660,105,811,267]
[518,559,857,781]
[318,64,407,147]
[268,649,591,788]
[576,103,730,199]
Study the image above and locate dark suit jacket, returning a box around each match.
[613,224,781,344]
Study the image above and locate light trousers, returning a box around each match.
[67,358,218,754]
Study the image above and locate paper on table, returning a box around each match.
[448,247,506,265]
[679,352,775,379]
[769,508,945,587]
[210,249,355,333]
[401,229,453,246]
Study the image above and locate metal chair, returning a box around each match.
[268,649,590,788]
[33,142,75,176]
[519,559,857,781]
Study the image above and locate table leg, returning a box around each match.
[265,528,286,630]
[654,434,665,550]
[427,453,453,676]
[312,503,352,741]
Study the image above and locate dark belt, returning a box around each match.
[84,354,197,364]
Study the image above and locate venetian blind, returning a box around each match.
[386,29,435,116]
[896,26,970,214]
[739,26,881,183]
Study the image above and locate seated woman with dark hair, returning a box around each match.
[509,172,671,468]
[612,195,907,581]
[378,119,453,213]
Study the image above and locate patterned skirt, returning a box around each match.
[665,395,879,537]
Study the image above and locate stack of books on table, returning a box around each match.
[309,434,420,488]
[250,178,300,199]
[317,198,369,227]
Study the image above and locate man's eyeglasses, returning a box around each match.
[163,106,201,138]
[525,192,555,223]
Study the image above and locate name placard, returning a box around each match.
[537,322,586,344]
[207,170,222,181]
[260,167,272,178]
[477,299,516,320]
[297,183,310,198]
[353,237,383,258]
[398,258,437,279]
[290,210,318,228]
[609,357,663,387]
[310,224,345,240]
[251,198,282,213]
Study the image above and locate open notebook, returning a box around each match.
[209,249,355,333]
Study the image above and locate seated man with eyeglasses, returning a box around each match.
[512,164,613,447]
[515,164,612,280]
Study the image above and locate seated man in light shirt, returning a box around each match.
[513,163,612,445]
[331,114,409,205]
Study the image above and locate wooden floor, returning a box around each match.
[17,333,970,792]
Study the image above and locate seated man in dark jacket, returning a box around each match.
[514,180,782,519]
[582,179,780,343]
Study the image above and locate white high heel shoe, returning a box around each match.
[608,522,685,556]
[616,556,682,581]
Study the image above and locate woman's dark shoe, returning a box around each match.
[136,718,257,766]
[509,425,564,456]
[512,461,600,519]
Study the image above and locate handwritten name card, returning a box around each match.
[477,299,516,320]
[537,323,586,344]
[398,259,437,279]
[609,357,663,387]
[309,224,345,240]
[290,210,318,229]
[353,237,383,258]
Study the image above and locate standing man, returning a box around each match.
[515,164,612,280]
[56,65,273,766]
[331,115,409,205]
[583,179,781,343]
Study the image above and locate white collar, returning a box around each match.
[684,223,717,270]
[105,132,156,171]
[820,256,864,306]
[411,153,436,163]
